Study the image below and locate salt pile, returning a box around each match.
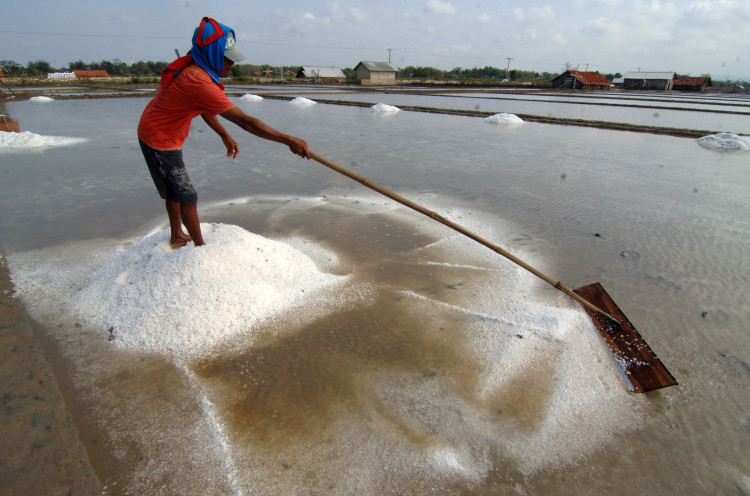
[73,223,345,360]
[0,130,87,151]
[5,194,644,492]
[290,97,317,106]
[485,113,524,125]
[239,94,263,102]
[370,103,401,113]
[696,132,750,152]
[29,96,54,102]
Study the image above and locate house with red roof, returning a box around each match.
[552,71,612,90]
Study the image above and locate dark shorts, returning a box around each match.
[139,139,198,204]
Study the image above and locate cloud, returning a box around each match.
[426,0,457,15]
[574,0,623,6]
[478,13,492,24]
[450,43,472,53]
[292,12,317,30]
[687,0,750,21]
[528,6,556,22]
[550,33,567,44]
[350,8,369,24]
[585,16,623,35]
[512,6,555,23]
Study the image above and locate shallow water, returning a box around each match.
[1,94,749,495]
[257,89,750,134]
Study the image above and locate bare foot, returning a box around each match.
[170,232,192,249]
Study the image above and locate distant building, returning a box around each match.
[354,61,398,85]
[622,72,675,90]
[296,66,346,80]
[47,72,77,79]
[552,71,611,90]
[673,76,712,91]
[612,77,624,88]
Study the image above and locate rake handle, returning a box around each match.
[309,151,620,324]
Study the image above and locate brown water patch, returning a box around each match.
[481,347,560,432]
[194,291,481,447]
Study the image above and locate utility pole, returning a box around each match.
[387,48,392,63]
[585,63,589,71]
[505,57,512,81]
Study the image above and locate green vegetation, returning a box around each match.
[1,58,748,91]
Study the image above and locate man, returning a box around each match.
[138,17,310,248]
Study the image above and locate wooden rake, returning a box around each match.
[310,151,677,393]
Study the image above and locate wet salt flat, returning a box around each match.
[1,93,749,495]
[245,88,750,134]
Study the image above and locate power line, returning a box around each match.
[0,29,184,39]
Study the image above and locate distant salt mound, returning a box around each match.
[696,132,750,152]
[485,113,524,125]
[239,94,263,102]
[29,96,54,102]
[0,130,87,151]
[74,223,344,360]
[370,103,400,113]
[290,97,317,106]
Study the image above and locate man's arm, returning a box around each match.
[201,112,239,158]
[219,106,310,159]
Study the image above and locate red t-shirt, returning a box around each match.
[137,64,236,150]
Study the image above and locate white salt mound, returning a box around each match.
[370,103,400,113]
[696,132,750,152]
[290,97,317,106]
[485,113,524,125]
[0,130,87,150]
[29,96,54,102]
[239,94,263,101]
[74,223,343,360]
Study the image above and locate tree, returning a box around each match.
[0,60,23,76]
[69,60,88,70]
[26,59,53,76]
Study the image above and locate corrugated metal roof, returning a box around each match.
[355,61,398,72]
[623,72,675,80]
[297,66,346,78]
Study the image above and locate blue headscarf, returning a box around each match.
[190,17,234,85]
[161,17,234,88]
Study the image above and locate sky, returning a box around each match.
[2,0,749,80]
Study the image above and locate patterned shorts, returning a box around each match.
[139,139,198,204]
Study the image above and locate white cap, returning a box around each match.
[224,32,247,62]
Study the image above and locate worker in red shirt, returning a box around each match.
[138,17,310,248]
